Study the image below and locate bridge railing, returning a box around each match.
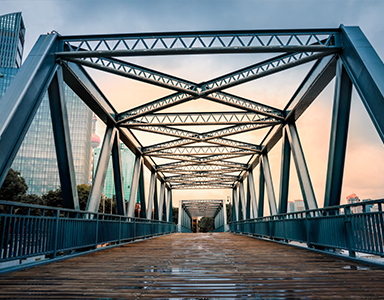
[0,200,175,266]
[229,199,384,258]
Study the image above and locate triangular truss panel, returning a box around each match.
[0,26,383,221]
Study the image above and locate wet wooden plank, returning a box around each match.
[1,233,384,298]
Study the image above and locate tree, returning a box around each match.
[198,217,215,233]
[42,188,63,209]
[0,168,28,201]
[77,184,92,210]
[172,207,178,224]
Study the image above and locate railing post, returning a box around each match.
[118,216,122,244]
[344,207,356,257]
[95,215,99,249]
[53,210,60,259]
[306,211,311,247]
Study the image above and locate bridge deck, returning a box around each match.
[1,233,384,299]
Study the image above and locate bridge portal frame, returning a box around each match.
[0,25,383,223]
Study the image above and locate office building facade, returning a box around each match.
[93,143,138,202]
[0,12,93,195]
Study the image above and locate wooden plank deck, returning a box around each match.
[1,233,384,299]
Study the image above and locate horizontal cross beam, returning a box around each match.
[57,29,340,58]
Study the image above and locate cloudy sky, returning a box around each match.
[2,0,384,211]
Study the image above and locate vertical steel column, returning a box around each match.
[223,199,228,231]
[324,59,352,207]
[239,180,247,220]
[127,155,142,217]
[48,66,79,210]
[278,128,291,214]
[169,189,173,222]
[246,179,252,219]
[111,130,126,216]
[286,124,318,210]
[87,126,116,213]
[166,188,172,222]
[158,182,165,221]
[146,172,156,219]
[233,187,239,221]
[258,163,265,217]
[178,200,182,232]
[248,170,258,218]
[261,154,278,216]
[153,179,159,220]
[138,162,146,218]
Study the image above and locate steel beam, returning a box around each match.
[122,111,279,126]
[146,171,156,219]
[65,57,198,95]
[138,161,146,218]
[58,29,340,58]
[324,59,352,207]
[48,66,79,210]
[153,179,159,220]
[248,170,258,218]
[158,182,165,221]
[261,154,277,216]
[239,180,247,220]
[0,34,58,188]
[111,130,126,216]
[87,126,116,213]
[127,155,142,217]
[246,55,337,174]
[285,124,317,210]
[62,61,159,175]
[340,25,384,143]
[258,163,265,217]
[232,188,239,222]
[278,128,291,214]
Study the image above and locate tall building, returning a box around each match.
[93,143,138,202]
[0,12,25,98]
[0,12,93,195]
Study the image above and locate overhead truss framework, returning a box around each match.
[0,26,383,219]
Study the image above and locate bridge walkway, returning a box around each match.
[1,233,384,299]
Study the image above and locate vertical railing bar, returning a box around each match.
[8,216,17,259]
[0,216,7,259]
[53,210,59,258]
[21,216,28,257]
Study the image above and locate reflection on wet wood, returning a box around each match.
[1,233,384,298]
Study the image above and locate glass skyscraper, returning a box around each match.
[93,143,139,202]
[0,12,93,195]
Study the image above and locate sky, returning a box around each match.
[2,0,384,212]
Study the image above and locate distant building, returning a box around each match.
[288,201,295,213]
[0,12,93,195]
[347,193,361,213]
[0,12,25,99]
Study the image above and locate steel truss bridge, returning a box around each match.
[0,25,384,278]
